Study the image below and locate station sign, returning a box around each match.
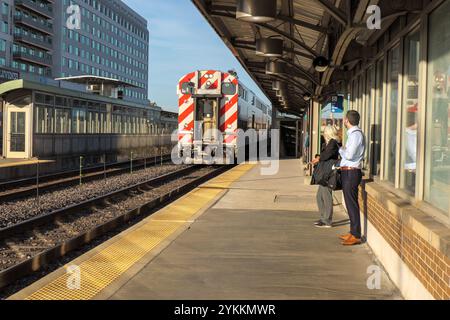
[0,68,20,83]
[331,95,344,113]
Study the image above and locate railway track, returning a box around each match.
[0,164,229,293]
[0,155,173,203]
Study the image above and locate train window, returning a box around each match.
[181,82,195,95]
[222,82,236,96]
[55,108,71,134]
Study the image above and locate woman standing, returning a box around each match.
[312,126,341,228]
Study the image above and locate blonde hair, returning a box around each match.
[323,125,340,143]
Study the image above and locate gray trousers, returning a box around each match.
[316,185,333,225]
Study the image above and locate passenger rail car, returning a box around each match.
[177,70,272,162]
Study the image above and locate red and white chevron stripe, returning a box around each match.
[177,72,196,144]
[198,70,220,91]
[220,72,239,145]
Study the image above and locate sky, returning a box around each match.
[123,0,270,112]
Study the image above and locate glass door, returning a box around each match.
[194,98,219,143]
[6,106,30,159]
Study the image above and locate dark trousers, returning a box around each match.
[341,170,363,238]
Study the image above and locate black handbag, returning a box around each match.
[311,162,326,186]
[327,167,342,191]
[311,159,342,190]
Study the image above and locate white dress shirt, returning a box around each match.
[339,126,365,169]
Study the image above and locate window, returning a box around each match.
[351,80,357,110]
[400,31,420,193]
[372,59,384,176]
[72,109,86,134]
[55,108,71,134]
[35,105,54,134]
[384,45,400,184]
[87,111,99,134]
[424,0,450,217]
[364,67,375,168]
[2,3,9,15]
[2,21,8,34]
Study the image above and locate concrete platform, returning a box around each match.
[0,158,54,169]
[11,159,402,300]
[108,160,401,300]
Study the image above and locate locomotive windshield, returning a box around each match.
[180,82,195,95]
[222,82,237,95]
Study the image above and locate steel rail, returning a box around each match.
[0,165,230,290]
[0,155,173,203]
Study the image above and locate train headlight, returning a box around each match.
[227,124,232,129]
[206,81,212,86]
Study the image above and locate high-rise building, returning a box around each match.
[0,0,53,78]
[0,0,149,104]
[54,0,149,103]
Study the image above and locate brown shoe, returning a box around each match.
[339,233,352,241]
[342,235,362,246]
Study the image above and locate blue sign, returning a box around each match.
[331,96,344,113]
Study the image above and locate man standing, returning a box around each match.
[339,111,365,246]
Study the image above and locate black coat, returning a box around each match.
[311,139,341,188]
[319,139,340,162]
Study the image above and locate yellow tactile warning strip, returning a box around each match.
[24,164,255,300]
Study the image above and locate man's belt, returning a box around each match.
[340,167,361,171]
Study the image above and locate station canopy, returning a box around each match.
[55,75,140,88]
[192,0,424,116]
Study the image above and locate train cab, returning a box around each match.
[177,70,272,164]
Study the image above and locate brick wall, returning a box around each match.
[358,188,450,300]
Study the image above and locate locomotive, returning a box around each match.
[177,70,272,163]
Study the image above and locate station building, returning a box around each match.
[193,0,450,299]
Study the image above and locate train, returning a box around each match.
[177,70,272,163]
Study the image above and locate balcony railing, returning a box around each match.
[15,0,53,19]
[14,14,53,35]
[14,30,52,50]
[13,50,52,67]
